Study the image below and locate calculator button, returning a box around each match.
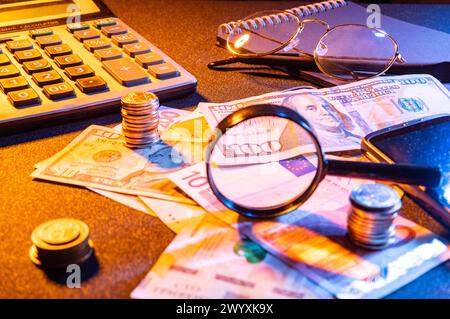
[14,49,42,63]
[54,54,83,69]
[74,29,101,42]
[0,65,20,78]
[102,58,150,86]
[36,35,62,48]
[123,42,151,57]
[6,39,33,53]
[136,52,164,68]
[7,88,41,107]
[148,62,180,79]
[111,33,138,47]
[0,54,10,66]
[66,23,90,33]
[45,43,72,58]
[94,19,116,29]
[65,64,95,80]
[23,59,52,74]
[43,82,75,100]
[83,38,111,52]
[101,24,128,37]
[94,47,123,61]
[32,70,63,87]
[0,76,29,93]
[76,76,108,93]
[29,28,53,39]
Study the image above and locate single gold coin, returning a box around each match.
[37,219,81,245]
[31,219,89,251]
[121,91,158,106]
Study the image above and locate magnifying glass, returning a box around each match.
[205,104,442,218]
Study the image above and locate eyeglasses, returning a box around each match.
[209,10,405,81]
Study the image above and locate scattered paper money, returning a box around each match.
[131,214,332,299]
[168,162,449,298]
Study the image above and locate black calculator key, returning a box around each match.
[83,38,111,52]
[14,49,42,63]
[29,28,53,39]
[123,42,151,57]
[7,88,40,107]
[6,39,33,53]
[54,54,83,69]
[65,64,95,80]
[94,19,116,29]
[101,24,128,37]
[102,58,149,86]
[136,52,164,68]
[76,76,108,93]
[148,62,180,79]
[0,54,10,66]
[111,33,138,47]
[32,70,63,86]
[0,65,20,78]
[0,76,29,93]
[23,59,52,74]
[43,82,75,100]
[74,29,101,42]
[36,35,63,48]
[66,23,90,33]
[94,47,123,61]
[45,43,72,58]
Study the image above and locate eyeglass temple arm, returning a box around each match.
[325,159,442,188]
[208,55,319,70]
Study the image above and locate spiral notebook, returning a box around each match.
[216,0,450,87]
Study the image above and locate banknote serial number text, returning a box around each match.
[176,303,274,316]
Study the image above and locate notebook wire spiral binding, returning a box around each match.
[218,0,347,36]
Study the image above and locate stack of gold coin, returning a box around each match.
[30,218,94,269]
[348,183,401,250]
[121,91,160,148]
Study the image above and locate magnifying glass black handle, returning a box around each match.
[326,159,442,188]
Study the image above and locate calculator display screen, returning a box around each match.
[0,0,100,27]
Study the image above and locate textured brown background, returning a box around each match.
[0,1,449,298]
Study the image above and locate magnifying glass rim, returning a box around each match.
[205,104,326,218]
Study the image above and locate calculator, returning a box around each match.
[0,0,197,134]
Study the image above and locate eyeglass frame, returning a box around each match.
[220,12,405,81]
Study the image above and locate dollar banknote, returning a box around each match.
[168,162,450,298]
[199,74,450,165]
[131,213,332,299]
[32,125,195,204]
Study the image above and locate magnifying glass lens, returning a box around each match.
[208,115,320,212]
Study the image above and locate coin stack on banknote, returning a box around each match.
[29,218,94,269]
[121,91,160,148]
[347,183,401,250]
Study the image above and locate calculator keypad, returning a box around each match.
[1,17,184,110]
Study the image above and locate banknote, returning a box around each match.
[199,74,450,164]
[139,196,205,234]
[32,125,195,204]
[168,162,450,298]
[131,213,332,299]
